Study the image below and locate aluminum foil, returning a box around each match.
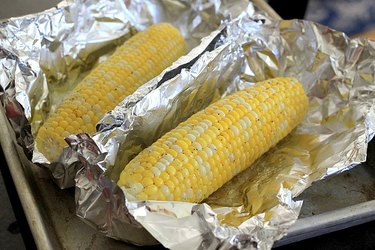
[0,0,250,188]
[69,11,375,250]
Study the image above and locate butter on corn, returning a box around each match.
[118,77,308,202]
[35,23,186,161]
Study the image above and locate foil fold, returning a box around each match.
[71,13,375,250]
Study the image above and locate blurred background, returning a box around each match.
[305,0,375,37]
[0,0,374,249]
[270,0,375,38]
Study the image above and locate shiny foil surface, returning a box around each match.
[70,10,375,250]
[0,0,249,188]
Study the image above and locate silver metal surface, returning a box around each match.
[277,199,375,247]
[276,162,375,246]
[252,0,281,20]
[0,105,60,250]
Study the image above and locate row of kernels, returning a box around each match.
[121,78,308,202]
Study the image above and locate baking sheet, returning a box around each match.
[1,0,374,248]
[1,102,374,249]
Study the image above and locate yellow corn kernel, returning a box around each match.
[35,23,186,161]
[118,77,308,202]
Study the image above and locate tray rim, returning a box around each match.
[0,105,60,250]
[274,199,375,247]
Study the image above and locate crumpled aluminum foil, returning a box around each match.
[0,0,250,188]
[68,10,375,249]
[68,10,375,250]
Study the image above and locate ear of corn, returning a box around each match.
[118,77,308,203]
[35,23,186,161]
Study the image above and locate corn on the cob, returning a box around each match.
[35,23,186,161]
[118,77,308,202]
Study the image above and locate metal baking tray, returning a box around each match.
[276,157,375,247]
[1,1,374,249]
[2,102,374,249]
